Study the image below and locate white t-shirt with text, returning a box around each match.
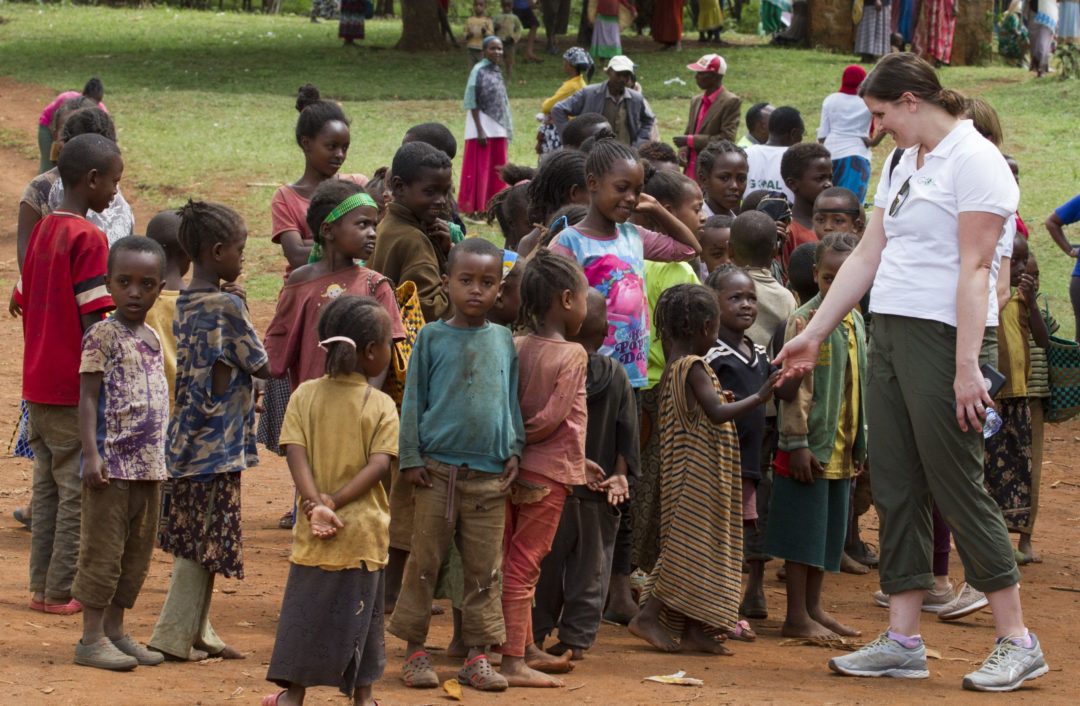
[744,144,793,203]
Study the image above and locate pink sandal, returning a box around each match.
[728,619,757,642]
[261,691,285,706]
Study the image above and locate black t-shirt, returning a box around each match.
[705,336,775,480]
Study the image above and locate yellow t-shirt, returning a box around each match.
[144,289,178,408]
[822,312,859,480]
[280,373,399,571]
[465,16,495,50]
[997,292,1030,399]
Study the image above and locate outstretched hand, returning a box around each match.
[755,369,784,403]
[773,327,823,382]
[597,474,629,506]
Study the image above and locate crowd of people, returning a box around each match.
[12,37,1080,706]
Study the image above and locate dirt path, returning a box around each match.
[0,76,1077,705]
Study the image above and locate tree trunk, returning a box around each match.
[951,0,994,66]
[807,0,855,54]
[397,0,448,50]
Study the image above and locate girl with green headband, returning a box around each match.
[265,180,406,403]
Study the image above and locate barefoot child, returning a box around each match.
[73,236,168,671]
[17,134,120,618]
[389,238,524,693]
[630,284,778,654]
[264,296,399,706]
[500,249,590,687]
[534,288,637,661]
[149,201,270,662]
[769,233,866,640]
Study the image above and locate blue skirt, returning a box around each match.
[831,156,871,205]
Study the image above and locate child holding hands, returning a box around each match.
[769,233,866,640]
[264,296,398,706]
[389,238,524,693]
[630,284,778,654]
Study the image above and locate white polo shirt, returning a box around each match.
[744,144,793,203]
[869,120,1019,328]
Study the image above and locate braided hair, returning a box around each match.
[176,200,245,261]
[526,149,587,225]
[695,139,747,183]
[584,138,639,180]
[814,231,859,265]
[705,262,752,292]
[518,248,587,332]
[317,295,391,378]
[654,283,719,346]
[61,107,116,142]
[294,83,350,147]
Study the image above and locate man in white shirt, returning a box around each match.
[744,105,804,203]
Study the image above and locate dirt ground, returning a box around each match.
[0,77,1078,706]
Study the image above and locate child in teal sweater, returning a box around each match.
[767,233,866,640]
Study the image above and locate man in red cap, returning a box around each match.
[673,53,741,180]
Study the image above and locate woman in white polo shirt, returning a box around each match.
[776,53,1047,693]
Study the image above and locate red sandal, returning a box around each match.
[401,650,439,688]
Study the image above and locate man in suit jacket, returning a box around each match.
[673,54,742,179]
[551,54,656,148]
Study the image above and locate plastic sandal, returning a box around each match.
[401,650,439,689]
[728,619,757,642]
[260,691,284,706]
[28,599,45,612]
[457,654,508,692]
[44,598,82,615]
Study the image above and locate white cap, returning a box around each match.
[605,55,635,74]
[687,53,727,75]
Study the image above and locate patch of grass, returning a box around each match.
[0,4,1077,333]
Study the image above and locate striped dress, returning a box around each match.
[642,355,743,633]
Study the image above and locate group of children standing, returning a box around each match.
[13,63,1051,705]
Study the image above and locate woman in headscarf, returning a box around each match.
[817,65,884,204]
[459,36,513,215]
[537,47,594,154]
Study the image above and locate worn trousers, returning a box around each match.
[148,557,227,658]
[388,460,507,648]
[27,403,82,601]
[500,470,568,658]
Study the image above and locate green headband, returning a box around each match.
[323,192,378,226]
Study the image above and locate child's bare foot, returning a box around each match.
[840,552,870,575]
[209,644,245,660]
[628,613,679,652]
[524,644,574,673]
[604,573,639,624]
[680,621,733,655]
[808,607,861,637]
[780,615,838,640]
[545,641,585,660]
[1017,536,1041,564]
[500,656,564,687]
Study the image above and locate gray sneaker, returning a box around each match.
[962,633,1048,692]
[74,637,138,671]
[828,632,930,679]
[871,584,956,613]
[937,582,989,621]
[111,635,164,666]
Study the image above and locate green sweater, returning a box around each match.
[778,293,867,465]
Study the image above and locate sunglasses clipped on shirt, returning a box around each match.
[889,175,912,217]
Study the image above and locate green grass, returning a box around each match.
[1,4,1078,330]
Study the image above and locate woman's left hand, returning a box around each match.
[954,363,994,433]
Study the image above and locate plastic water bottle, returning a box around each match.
[983,407,1003,439]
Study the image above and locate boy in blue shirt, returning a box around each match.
[389,237,524,693]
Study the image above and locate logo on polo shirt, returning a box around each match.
[916,176,936,187]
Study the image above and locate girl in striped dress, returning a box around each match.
[629,284,778,654]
